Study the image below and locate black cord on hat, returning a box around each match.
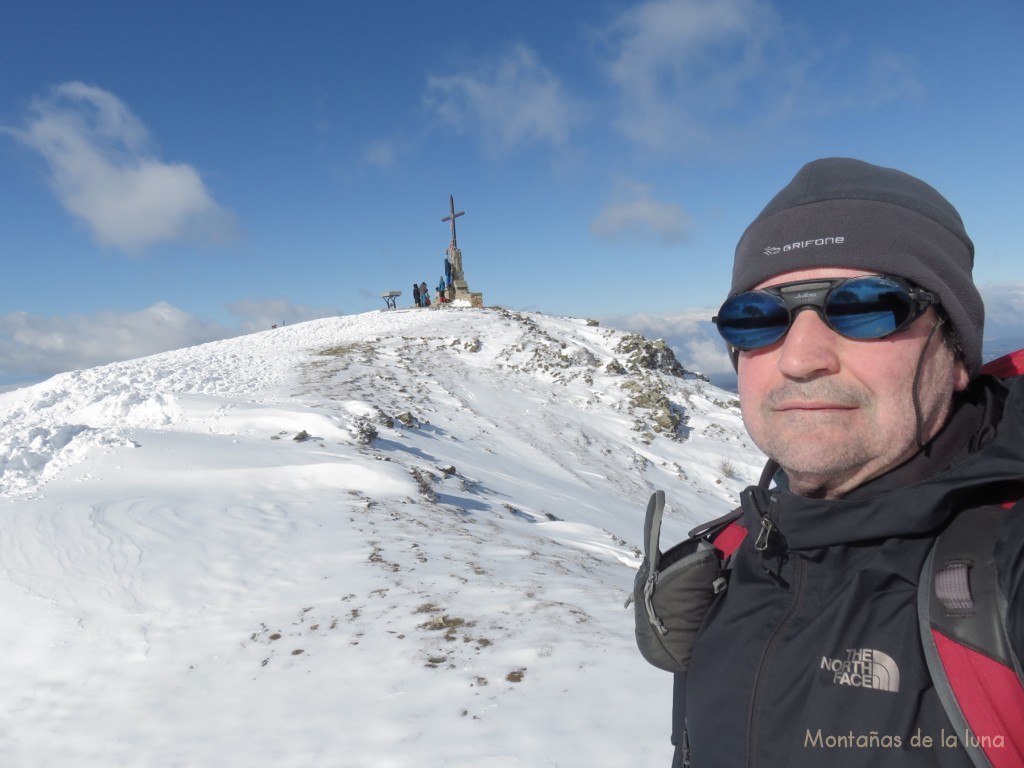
[912,316,946,450]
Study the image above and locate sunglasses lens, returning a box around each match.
[824,277,914,339]
[716,291,790,349]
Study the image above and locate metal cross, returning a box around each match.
[441,195,465,248]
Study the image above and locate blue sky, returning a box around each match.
[1,0,1022,386]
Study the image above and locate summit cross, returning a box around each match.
[441,195,465,248]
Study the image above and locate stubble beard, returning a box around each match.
[748,372,956,499]
[749,382,904,499]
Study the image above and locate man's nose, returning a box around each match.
[776,307,842,379]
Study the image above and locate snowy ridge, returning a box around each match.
[0,306,762,767]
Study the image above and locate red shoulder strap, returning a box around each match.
[979,349,1024,378]
[712,521,747,558]
[931,630,1024,767]
[921,506,1024,767]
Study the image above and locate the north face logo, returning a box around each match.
[820,648,900,693]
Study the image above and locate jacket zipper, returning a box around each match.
[744,491,804,768]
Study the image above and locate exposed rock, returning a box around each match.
[614,335,687,377]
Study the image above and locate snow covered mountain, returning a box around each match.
[0,305,763,767]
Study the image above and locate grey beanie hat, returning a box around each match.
[731,157,984,375]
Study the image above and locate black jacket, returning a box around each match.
[681,375,1024,767]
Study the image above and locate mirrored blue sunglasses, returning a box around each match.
[713,275,938,351]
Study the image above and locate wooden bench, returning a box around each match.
[381,291,401,309]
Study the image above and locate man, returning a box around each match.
[664,158,1024,767]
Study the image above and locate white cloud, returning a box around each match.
[591,181,692,245]
[0,303,230,381]
[600,0,923,151]
[602,0,775,149]
[0,299,340,385]
[425,44,573,153]
[3,82,236,251]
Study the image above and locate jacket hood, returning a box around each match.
[742,375,1024,550]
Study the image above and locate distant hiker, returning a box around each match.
[412,283,420,308]
[437,277,447,303]
[420,282,429,307]
[631,158,1024,768]
[444,257,452,287]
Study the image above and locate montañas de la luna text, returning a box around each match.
[804,728,1006,750]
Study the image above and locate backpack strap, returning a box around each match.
[630,492,741,672]
[662,502,745,768]
[688,508,747,558]
[979,349,1024,379]
[918,504,1024,768]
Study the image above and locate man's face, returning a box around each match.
[736,267,970,499]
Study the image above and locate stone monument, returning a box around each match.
[441,195,483,307]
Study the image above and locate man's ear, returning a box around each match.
[954,359,970,392]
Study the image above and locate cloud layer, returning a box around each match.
[0,299,338,385]
[3,282,1021,391]
[0,302,229,382]
[606,281,1024,392]
[5,82,236,251]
